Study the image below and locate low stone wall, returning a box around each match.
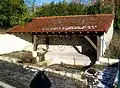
[0,34,32,54]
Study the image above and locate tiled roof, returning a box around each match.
[0,29,7,34]
[7,14,114,33]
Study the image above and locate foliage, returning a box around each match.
[100,0,120,62]
[34,1,113,17]
[104,31,120,58]
[114,7,120,30]
[0,0,119,31]
[0,0,31,29]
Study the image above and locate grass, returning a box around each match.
[93,64,106,70]
[0,50,107,71]
[48,62,106,72]
[0,50,107,72]
[0,51,36,64]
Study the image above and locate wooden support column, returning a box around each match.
[97,36,101,61]
[33,34,40,62]
[84,36,97,51]
[84,36,101,61]
[33,35,37,51]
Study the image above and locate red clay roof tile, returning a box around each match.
[7,14,114,33]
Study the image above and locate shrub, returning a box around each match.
[104,31,120,59]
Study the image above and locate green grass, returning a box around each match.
[93,64,106,70]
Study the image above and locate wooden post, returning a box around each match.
[84,36,101,61]
[33,35,37,51]
[84,36,97,51]
[33,35,39,62]
[97,36,101,61]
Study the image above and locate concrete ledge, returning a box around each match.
[45,52,91,66]
[0,81,16,88]
[96,57,119,65]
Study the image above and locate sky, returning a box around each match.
[28,0,97,6]
[35,0,63,5]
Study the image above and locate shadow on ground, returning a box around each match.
[0,60,87,88]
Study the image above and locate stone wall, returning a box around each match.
[0,34,32,54]
[0,34,91,54]
[36,35,96,55]
[100,20,114,56]
[37,35,84,53]
[36,35,96,64]
[0,33,96,65]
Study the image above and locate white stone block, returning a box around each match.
[36,57,40,63]
[32,51,37,57]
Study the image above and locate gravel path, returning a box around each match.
[0,60,34,88]
[0,60,86,88]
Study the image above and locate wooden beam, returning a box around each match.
[33,35,37,51]
[97,36,101,61]
[84,36,97,51]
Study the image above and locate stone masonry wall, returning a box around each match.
[37,35,96,59]
[0,33,96,64]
